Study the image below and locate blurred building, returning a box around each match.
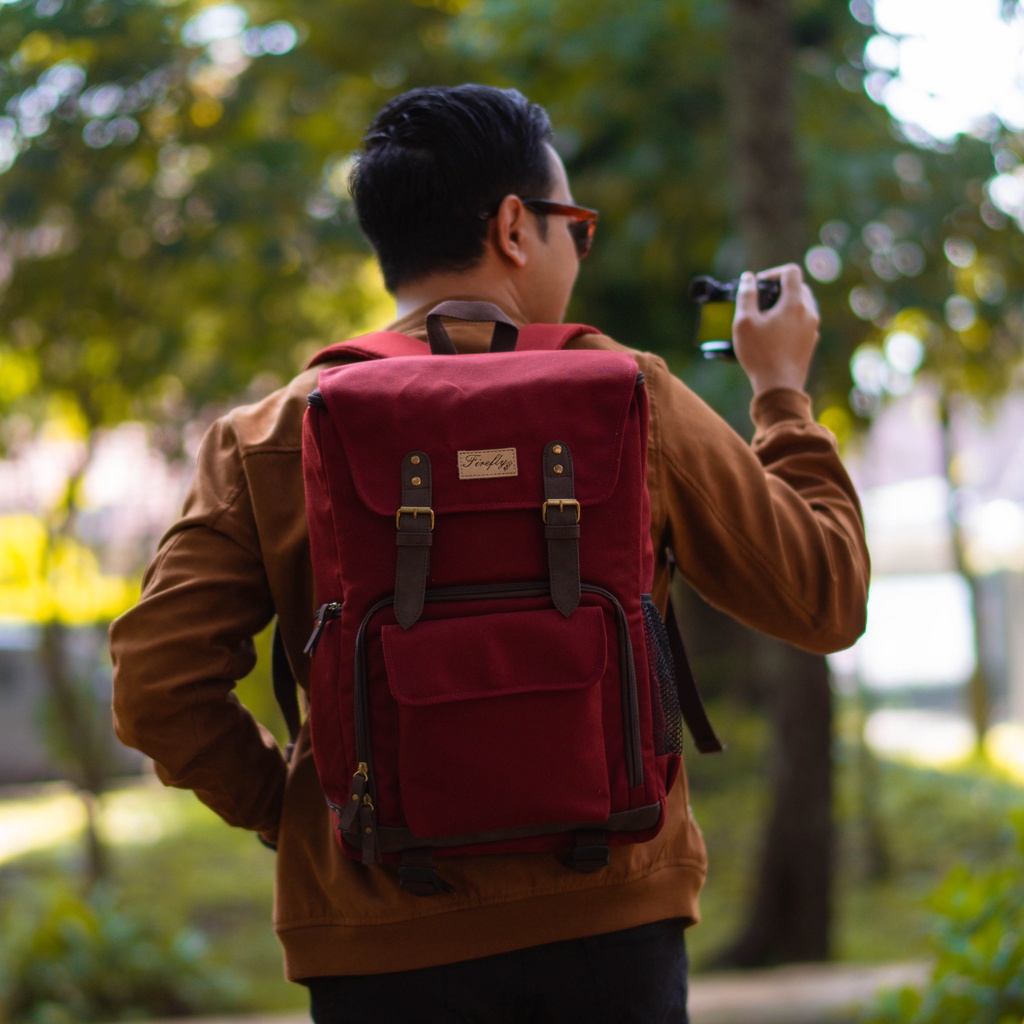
[837,385,1024,756]
[0,424,191,785]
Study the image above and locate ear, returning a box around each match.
[492,194,530,268]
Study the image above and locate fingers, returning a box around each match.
[740,263,818,318]
[730,262,821,395]
[735,271,759,316]
[776,264,804,308]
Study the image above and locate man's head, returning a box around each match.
[350,85,574,302]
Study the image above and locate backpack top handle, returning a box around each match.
[425,300,519,355]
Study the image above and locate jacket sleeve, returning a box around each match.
[109,415,286,841]
[646,356,870,654]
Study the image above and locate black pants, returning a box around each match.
[303,918,689,1024]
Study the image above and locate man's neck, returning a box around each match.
[393,271,527,323]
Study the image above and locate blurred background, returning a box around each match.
[1,0,1023,1021]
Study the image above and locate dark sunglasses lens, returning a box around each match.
[568,218,594,259]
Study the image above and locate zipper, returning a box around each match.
[348,581,643,858]
[304,601,342,656]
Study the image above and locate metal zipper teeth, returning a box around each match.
[352,580,643,796]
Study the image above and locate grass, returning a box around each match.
[0,780,305,1014]
[1,697,1022,1017]
[685,697,1024,972]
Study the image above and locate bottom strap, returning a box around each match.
[398,849,455,897]
[344,801,663,856]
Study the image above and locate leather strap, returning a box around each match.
[425,300,519,354]
[394,452,433,630]
[542,441,581,618]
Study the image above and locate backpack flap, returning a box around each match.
[315,348,642,520]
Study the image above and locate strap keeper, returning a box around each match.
[396,532,433,548]
[399,850,455,896]
[567,831,610,873]
[544,524,580,540]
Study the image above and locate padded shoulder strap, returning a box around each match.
[517,323,598,351]
[306,323,599,369]
[305,331,427,369]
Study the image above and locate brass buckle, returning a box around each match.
[396,506,435,530]
[541,499,581,524]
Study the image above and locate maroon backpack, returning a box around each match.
[297,301,719,894]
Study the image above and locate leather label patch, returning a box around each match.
[457,448,518,480]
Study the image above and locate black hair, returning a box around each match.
[349,84,555,292]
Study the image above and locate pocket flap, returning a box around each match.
[383,606,607,707]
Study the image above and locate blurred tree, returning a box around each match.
[711,0,834,968]
[0,0,475,437]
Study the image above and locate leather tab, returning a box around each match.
[358,800,378,865]
[542,441,581,617]
[425,300,519,354]
[337,769,368,831]
[395,452,432,630]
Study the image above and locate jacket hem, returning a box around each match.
[278,859,705,979]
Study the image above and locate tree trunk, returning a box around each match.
[726,0,806,268]
[38,442,115,888]
[937,394,990,748]
[39,618,111,887]
[716,0,835,966]
[721,643,833,965]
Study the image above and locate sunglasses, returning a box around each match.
[521,198,599,260]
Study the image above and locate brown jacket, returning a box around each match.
[110,308,869,980]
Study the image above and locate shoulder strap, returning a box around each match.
[664,550,724,754]
[272,622,302,757]
[305,331,428,370]
[665,595,725,754]
[517,323,598,351]
[307,323,598,367]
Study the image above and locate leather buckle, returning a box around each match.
[395,506,435,530]
[541,499,581,524]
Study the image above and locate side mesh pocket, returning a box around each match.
[641,597,683,756]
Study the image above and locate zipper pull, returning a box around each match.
[359,794,378,865]
[337,762,369,831]
[304,601,342,656]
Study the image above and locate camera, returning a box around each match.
[688,275,782,360]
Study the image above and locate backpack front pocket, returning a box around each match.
[382,606,610,839]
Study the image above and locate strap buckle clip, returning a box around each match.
[541,499,581,524]
[395,506,435,530]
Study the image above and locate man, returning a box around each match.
[110,84,869,1023]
